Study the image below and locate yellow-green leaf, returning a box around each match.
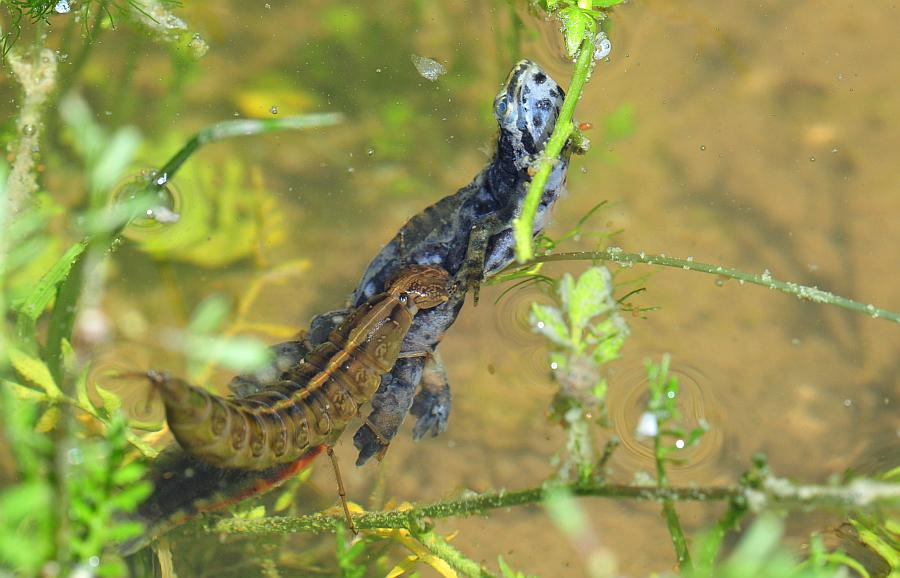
[273,489,294,513]
[8,348,62,399]
[36,406,60,432]
[75,368,97,416]
[3,379,48,401]
[15,238,89,343]
[127,432,159,459]
[60,338,81,377]
[95,384,123,414]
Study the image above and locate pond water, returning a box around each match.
[5,1,898,576]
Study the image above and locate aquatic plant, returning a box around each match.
[1,1,898,577]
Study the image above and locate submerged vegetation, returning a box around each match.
[1,1,898,577]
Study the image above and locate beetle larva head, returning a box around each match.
[388,265,451,309]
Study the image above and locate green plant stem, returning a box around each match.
[153,114,344,188]
[655,436,692,570]
[417,531,498,578]
[203,477,899,537]
[696,496,748,571]
[512,28,595,262]
[527,250,900,324]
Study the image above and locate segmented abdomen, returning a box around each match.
[155,265,450,471]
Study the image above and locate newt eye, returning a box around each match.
[398,293,409,305]
[494,95,509,118]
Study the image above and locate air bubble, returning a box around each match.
[67,447,83,465]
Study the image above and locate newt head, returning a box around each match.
[494,59,566,171]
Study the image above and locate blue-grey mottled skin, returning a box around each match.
[344,60,570,464]
[244,60,572,464]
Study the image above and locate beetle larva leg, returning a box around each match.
[396,350,428,360]
[363,417,390,447]
[326,446,357,535]
[411,351,452,440]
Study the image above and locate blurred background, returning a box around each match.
[2,1,898,575]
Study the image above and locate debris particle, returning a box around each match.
[411,54,447,81]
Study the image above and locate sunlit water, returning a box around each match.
[8,0,896,576]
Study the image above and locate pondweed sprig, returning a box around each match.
[530,266,628,482]
[685,514,867,578]
[640,355,709,570]
[0,387,151,576]
[2,75,344,574]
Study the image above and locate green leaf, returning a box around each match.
[530,303,570,347]
[3,379,48,401]
[97,560,128,578]
[74,367,97,416]
[15,238,89,344]
[544,485,589,537]
[187,294,232,335]
[568,267,613,333]
[108,482,153,511]
[125,431,159,458]
[108,520,145,542]
[111,462,146,486]
[92,126,141,196]
[8,348,62,399]
[273,489,295,513]
[184,334,272,373]
[95,384,123,415]
[498,556,518,578]
[35,406,60,432]
[851,518,899,570]
[0,481,52,521]
[592,378,608,401]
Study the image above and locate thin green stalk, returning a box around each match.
[655,435,692,570]
[0,164,9,365]
[153,114,343,188]
[695,496,748,571]
[203,476,899,537]
[417,531,498,578]
[512,29,594,262]
[527,250,900,324]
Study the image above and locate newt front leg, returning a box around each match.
[410,351,452,439]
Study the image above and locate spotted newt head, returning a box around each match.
[494,59,566,172]
[387,265,452,310]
